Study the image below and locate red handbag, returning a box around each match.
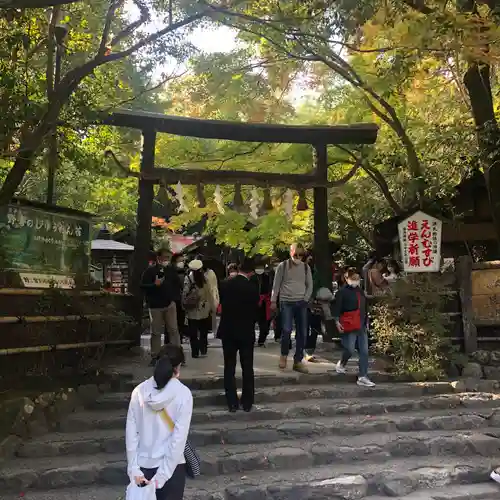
[339,291,361,332]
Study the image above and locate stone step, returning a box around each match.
[4,430,500,491]
[18,409,500,458]
[2,482,499,500]
[60,392,500,432]
[0,455,497,497]
[89,382,459,411]
[118,372,441,392]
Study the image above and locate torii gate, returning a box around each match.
[101,110,378,336]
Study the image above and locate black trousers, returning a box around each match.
[274,311,282,340]
[141,464,186,500]
[257,303,271,345]
[222,338,255,410]
[188,318,209,358]
[306,310,322,353]
[175,300,187,340]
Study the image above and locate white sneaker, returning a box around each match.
[336,361,346,374]
[491,468,500,484]
[357,376,376,387]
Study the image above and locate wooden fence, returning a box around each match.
[0,287,137,383]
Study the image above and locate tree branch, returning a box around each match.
[329,159,363,187]
[205,1,424,191]
[332,207,374,247]
[402,0,434,15]
[333,145,403,215]
[362,161,403,215]
[98,0,120,57]
[46,6,59,100]
[100,9,207,64]
[110,0,150,47]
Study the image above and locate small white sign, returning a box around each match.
[398,211,442,273]
[20,273,75,289]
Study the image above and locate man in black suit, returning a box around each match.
[218,257,260,412]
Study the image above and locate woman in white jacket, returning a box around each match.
[126,345,193,499]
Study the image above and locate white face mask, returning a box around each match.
[347,279,360,287]
[229,272,238,277]
[292,257,302,264]
[176,262,185,269]
[255,268,264,275]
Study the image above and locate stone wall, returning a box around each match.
[0,372,128,462]
[459,350,500,392]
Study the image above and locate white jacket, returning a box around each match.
[126,376,193,488]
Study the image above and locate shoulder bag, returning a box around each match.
[159,409,201,479]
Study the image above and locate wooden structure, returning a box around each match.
[91,227,134,293]
[100,110,379,330]
[374,171,498,259]
[0,201,135,381]
[373,172,500,353]
[457,256,500,352]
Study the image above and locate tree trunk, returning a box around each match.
[0,151,35,205]
[463,61,500,253]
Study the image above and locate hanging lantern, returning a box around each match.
[284,189,293,220]
[174,181,188,212]
[196,183,206,208]
[214,185,225,214]
[233,183,244,212]
[250,188,260,220]
[297,189,308,211]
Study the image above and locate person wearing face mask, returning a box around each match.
[141,250,182,365]
[332,267,375,387]
[252,261,273,347]
[271,243,313,374]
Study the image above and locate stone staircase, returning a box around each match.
[2,371,500,500]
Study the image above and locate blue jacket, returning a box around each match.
[332,285,368,329]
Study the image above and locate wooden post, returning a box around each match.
[130,129,156,342]
[456,255,478,354]
[313,144,334,342]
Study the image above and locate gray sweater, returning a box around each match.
[271,260,313,303]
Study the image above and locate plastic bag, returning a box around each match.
[125,481,156,500]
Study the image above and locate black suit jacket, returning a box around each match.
[218,275,260,342]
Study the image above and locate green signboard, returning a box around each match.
[0,203,90,277]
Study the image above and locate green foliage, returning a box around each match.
[371,274,455,380]
[1,0,495,251]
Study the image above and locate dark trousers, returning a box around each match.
[274,311,283,340]
[175,300,187,340]
[306,310,322,354]
[223,338,255,410]
[257,303,271,345]
[188,318,209,358]
[141,464,186,500]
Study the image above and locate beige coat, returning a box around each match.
[183,274,211,320]
[205,268,219,310]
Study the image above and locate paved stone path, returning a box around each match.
[1,343,500,500]
[134,338,341,380]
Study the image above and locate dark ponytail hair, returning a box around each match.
[154,355,174,390]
